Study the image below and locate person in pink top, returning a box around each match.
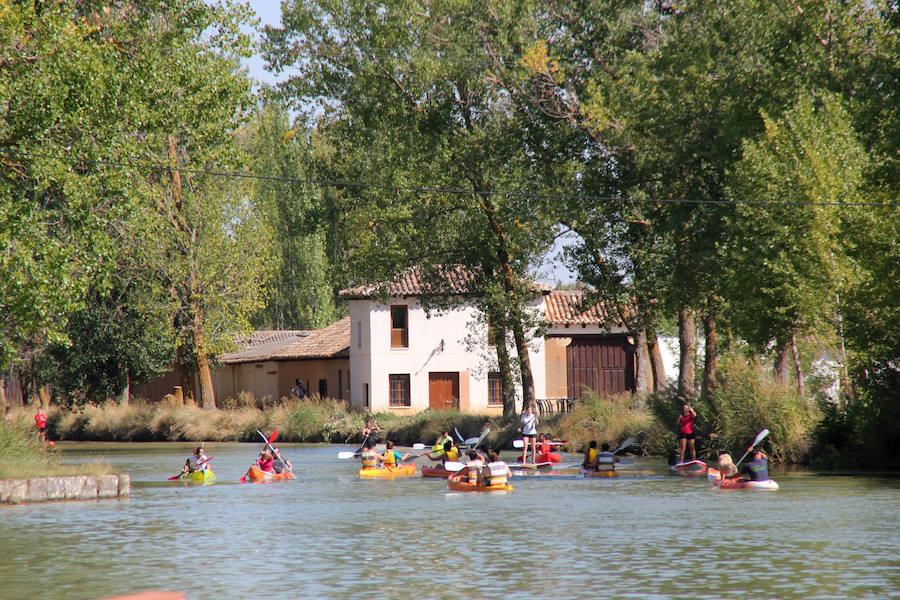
[677,403,697,464]
[257,450,275,473]
[34,406,48,442]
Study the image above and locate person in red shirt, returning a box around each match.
[34,407,48,442]
[257,450,275,473]
[677,403,697,464]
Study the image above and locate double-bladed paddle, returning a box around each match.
[734,429,770,470]
[167,456,215,480]
[239,430,279,483]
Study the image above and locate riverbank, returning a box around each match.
[0,473,130,504]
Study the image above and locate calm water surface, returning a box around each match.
[1,443,898,599]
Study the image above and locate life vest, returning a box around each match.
[382,449,397,467]
[597,451,615,471]
[486,461,508,485]
[587,448,599,464]
[444,447,460,462]
[539,442,551,454]
[361,449,378,469]
[466,460,484,484]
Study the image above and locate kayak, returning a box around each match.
[516,452,562,464]
[448,478,513,492]
[707,468,779,490]
[181,469,216,484]
[516,462,553,470]
[580,467,619,478]
[358,463,416,478]
[421,465,456,478]
[243,465,296,483]
[670,459,707,471]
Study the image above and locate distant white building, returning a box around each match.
[340,269,640,414]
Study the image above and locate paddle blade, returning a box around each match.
[338,451,356,459]
[412,443,426,450]
[513,439,524,448]
[454,427,466,443]
[753,429,770,447]
[443,461,465,472]
[167,474,182,481]
[615,437,636,454]
[269,430,279,443]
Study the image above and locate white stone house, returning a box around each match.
[340,270,638,415]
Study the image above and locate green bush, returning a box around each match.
[558,392,656,454]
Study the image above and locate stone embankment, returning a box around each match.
[0,473,130,504]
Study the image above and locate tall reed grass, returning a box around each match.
[0,419,110,479]
[557,392,657,455]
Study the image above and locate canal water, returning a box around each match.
[1,443,898,599]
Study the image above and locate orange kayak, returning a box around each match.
[243,465,295,483]
[580,467,619,478]
[358,463,416,478]
[448,477,513,492]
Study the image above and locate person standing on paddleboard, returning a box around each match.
[676,403,697,464]
[519,404,538,464]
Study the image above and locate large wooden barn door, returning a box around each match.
[566,336,635,399]
[429,372,459,411]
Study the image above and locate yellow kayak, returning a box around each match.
[358,463,416,478]
[181,469,216,484]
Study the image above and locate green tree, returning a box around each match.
[263,0,559,414]
[724,92,869,393]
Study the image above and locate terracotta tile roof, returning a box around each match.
[340,266,552,299]
[543,290,626,327]
[222,318,350,364]
[340,266,477,298]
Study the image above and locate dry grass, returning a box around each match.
[0,420,112,479]
[557,392,656,454]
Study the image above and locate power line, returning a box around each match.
[3,148,896,208]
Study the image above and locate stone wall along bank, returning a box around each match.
[0,474,130,504]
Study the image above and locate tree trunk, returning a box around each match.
[118,372,130,406]
[0,375,6,411]
[646,331,667,393]
[774,336,791,386]
[490,311,517,417]
[193,307,216,409]
[509,312,535,411]
[791,330,805,396]
[633,330,652,394]
[702,304,719,398]
[678,308,697,399]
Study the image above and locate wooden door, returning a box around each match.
[429,372,459,411]
[566,336,635,399]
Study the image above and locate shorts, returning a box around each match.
[522,432,537,438]
[678,432,696,440]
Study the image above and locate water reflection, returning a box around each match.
[0,443,898,599]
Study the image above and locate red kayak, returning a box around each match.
[421,465,456,478]
[516,452,561,464]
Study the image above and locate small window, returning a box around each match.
[488,372,503,406]
[357,321,362,348]
[318,379,327,398]
[389,374,411,407]
[391,305,408,348]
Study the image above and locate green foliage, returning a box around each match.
[558,393,654,454]
[0,419,110,479]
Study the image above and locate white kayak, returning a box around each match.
[707,468,779,490]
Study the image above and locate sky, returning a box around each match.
[242,2,577,285]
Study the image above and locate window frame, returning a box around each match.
[487,372,503,406]
[389,373,411,407]
[390,305,409,348]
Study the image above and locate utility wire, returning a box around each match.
[3,148,896,208]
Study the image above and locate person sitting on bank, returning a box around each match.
[360,439,379,470]
[377,440,411,468]
[478,450,512,488]
[423,439,460,465]
[740,447,769,482]
[257,450,275,473]
[582,441,599,470]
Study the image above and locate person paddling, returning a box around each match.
[463,449,486,484]
[182,446,210,474]
[582,441,599,471]
[740,447,769,482]
[478,449,512,488]
[595,442,619,472]
[257,450,275,473]
[423,439,460,466]
[360,438,379,470]
[432,430,453,454]
[717,452,738,478]
[272,446,292,474]
[377,440,411,468]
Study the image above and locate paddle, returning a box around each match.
[441,461,465,472]
[613,436,635,454]
[239,430,280,483]
[340,443,423,460]
[168,456,214,480]
[733,428,769,470]
[471,428,490,451]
